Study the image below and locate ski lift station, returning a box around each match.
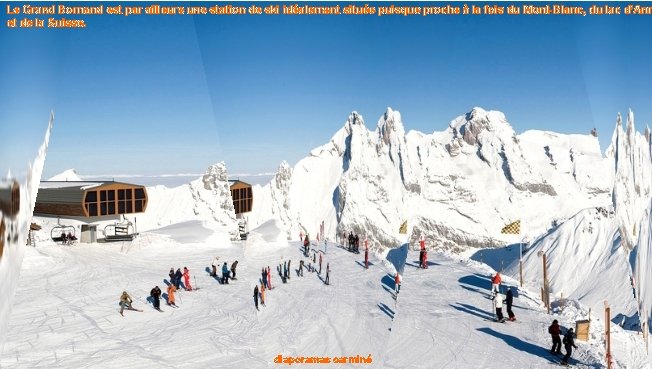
[34,181,148,243]
[229,179,252,240]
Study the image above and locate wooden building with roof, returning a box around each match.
[229,179,252,215]
[35,181,148,243]
[36,181,147,218]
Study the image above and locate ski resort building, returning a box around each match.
[229,179,252,215]
[35,181,148,242]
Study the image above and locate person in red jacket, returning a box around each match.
[183,267,192,291]
[395,272,402,294]
[491,272,501,296]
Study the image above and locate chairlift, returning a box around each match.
[51,225,77,244]
[104,218,137,242]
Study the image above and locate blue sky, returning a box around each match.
[1,2,651,180]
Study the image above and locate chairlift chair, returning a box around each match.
[51,225,76,245]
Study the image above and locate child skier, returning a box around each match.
[167,284,177,307]
[493,292,505,322]
[260,283,266,307]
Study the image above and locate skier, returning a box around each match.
[287,260,291,280]
[222,262,229,284]
[319,253,323,274]
[505,287,515,321]
[183,267,192,291]
[299,260,304,277]
[493,292,505,322]
[300,230,304,243]
[364,239,369,269]
[267,266,272,289]
[262,267,268,289]
[354,234,359,253]
[167,283,177,307]
[419,237,426,268]
[283,261,288,282]
[119,291,133,316]
[231,260,238,280]
[491,272,502,296]
[422,250,429,269]
[253,285,259,311]
[174,268,183,290]
[168,268,175,285]
[561,328,577,366]
[150,286,162,311]
[211,256,219,277]
[395,272,401,294]
[260,283,266,307]
[549,319,562,355]
[325,263,330,285]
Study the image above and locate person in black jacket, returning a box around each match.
[253,285,259,310]
[505,287,516,321]
[168,268,175,286]
[174,268,183,289]
[561,328,577,365]
[231,261,238,280]
[150,286,162,311]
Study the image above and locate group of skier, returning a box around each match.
[345,232,361,253]
[168,267,192,291]
[549,319,578,366]
[491,271,578,365]
[490,272,515,322]
[209,257,238,284]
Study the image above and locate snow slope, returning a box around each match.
[2,223,648,368]
[0,113,52,352]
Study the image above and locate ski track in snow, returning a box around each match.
[1,234,648,368]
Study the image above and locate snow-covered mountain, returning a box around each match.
[137,162,239,240]
[252,107,612,255]
[506,110,652,335]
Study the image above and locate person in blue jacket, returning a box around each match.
[222,262,230,284]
